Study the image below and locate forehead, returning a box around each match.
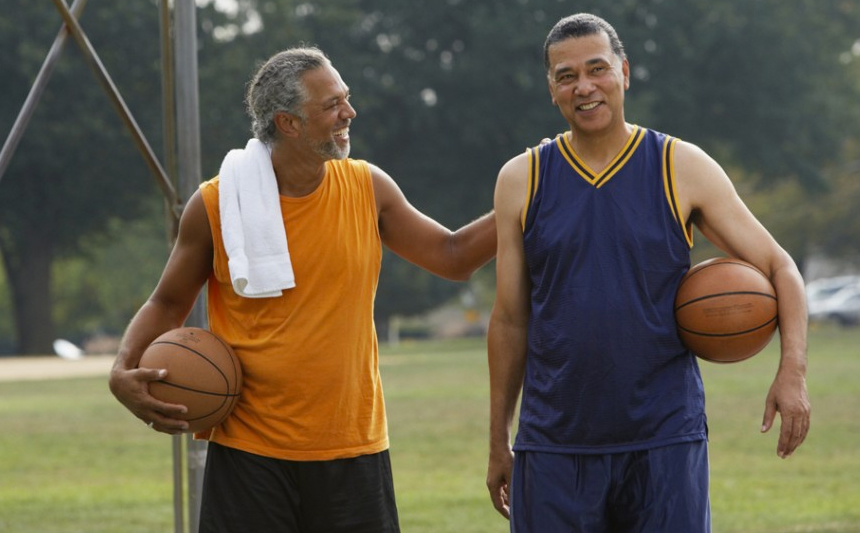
[547,32,615,72]
[301,64,349,103]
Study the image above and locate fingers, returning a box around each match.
[141,397,190,434]
[762,384,811,458]
[776,410,810,458]
[487,478,511,519]
[487,449,514,520]
[119,367,189,433]
[760,397,777,433]
[145,415,189,435]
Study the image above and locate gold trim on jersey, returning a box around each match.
[557,125,645,188]
[662,136,693,248]
[522,146,540,231]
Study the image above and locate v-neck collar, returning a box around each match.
[556,125,645,188]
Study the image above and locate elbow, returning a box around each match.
[432,261,476,282]
[446,269,474,283]
[441,253,492,282]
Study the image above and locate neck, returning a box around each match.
[270,141,327,198]
[567,122,633,167]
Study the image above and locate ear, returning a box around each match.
[622,59,630,90]
[547,75,558,106]
[274,111,302,138]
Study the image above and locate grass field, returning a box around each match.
[0,326,858,532]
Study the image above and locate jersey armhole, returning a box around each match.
[662,137,693,248]
[521,147,540,232]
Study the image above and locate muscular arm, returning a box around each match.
[108,191,214,433]
[486,153,531,519]
[370,164,496,281]
[675,142,811,458]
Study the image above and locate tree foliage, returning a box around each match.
[1,0,859,352]
[0,0,169,353]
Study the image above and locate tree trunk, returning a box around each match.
[1,237,55,355]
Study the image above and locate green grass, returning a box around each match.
[1,329,859,532]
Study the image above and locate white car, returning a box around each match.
[808,279,860,326]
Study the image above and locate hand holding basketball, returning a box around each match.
[139,327,242,433]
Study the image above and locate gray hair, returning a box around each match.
[544,13,626,70]
[246,47,330,144]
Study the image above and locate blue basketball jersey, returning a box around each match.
[515,126,707,454]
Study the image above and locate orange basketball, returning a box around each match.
[139,327,242,432]
[674,257,778,363]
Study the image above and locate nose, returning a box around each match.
[574,79,596,97]
[342,99,357,120]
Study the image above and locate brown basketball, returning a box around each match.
[674,257,778,363]
[139,327,242,432]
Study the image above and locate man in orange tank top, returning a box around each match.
[109,47,496,532]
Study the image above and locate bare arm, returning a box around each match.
[108,191,214,433]
[486,153,531,519]
[370,164,496,281]
[675,141,811,458]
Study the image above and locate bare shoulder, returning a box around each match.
[672,139,738,214]
[367,162,405,215]
[495,151,531,218]
[673,139,723,179]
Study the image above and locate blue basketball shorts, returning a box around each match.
[510,440,711,533]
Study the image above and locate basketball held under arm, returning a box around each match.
[371,164,496,281]
[109,191,215,433]
[673,141,810,457]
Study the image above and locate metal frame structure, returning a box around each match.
[0,1,206,531]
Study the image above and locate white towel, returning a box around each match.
[219,138,295,298]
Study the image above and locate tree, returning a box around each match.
[0,1,166,353]
[3,0,859,352]
[621,0,860,190]
[201,0,860,327]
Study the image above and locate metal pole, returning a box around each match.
[174,1,207,530]
[158,2,186,532]
[0,0,87,184]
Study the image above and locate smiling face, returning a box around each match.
[297,64,356,160]
[546,31,630,137]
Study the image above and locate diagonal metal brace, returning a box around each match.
[0,0,88,185]
[49,0,181,220]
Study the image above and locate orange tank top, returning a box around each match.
[198,158,386,461]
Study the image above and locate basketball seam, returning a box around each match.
[155,380,241,397]
[150,339,235,392]
[677,315,778,337]
[674,291,778,312]
[679,260,766,287]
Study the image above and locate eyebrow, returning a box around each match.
[553,57,610,76]
[322,89,350,105]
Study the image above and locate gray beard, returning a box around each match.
[312,138,350,160]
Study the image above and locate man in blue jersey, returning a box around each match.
[487,13,810,532]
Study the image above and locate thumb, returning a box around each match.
[137,367,168,382]
[761,398,777,433]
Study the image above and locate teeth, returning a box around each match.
[579,102,600,111]
[334,127,349,137]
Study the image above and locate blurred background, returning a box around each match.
[2,0,859,356]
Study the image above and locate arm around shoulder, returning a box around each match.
[371,164,496,281]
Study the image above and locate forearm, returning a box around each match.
[487,311,527,452]
[112,297,192,374]
[770,257,808,375]
[448,211,497,280]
